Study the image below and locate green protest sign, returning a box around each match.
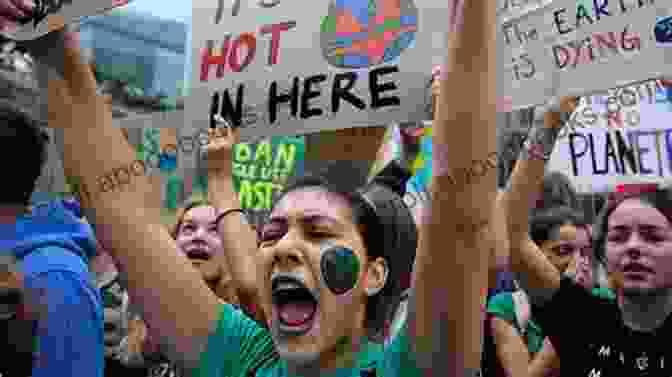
[232,136,305,213]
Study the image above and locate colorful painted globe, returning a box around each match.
[321,0,418,69]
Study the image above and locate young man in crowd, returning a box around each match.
[0,97,104,376]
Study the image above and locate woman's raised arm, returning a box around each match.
[505,98,577,305]
[46,30,220,369]
[409,0,497,374]
[205,126,264,322]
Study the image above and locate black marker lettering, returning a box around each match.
[588,134,608,175]
[604,132,623,174]
[569,133,588,176]
[553,8,573,35]
[213,84,245,128]
[370,66,400,109]
[268,77,300,124]
[300,74,327,119]
[575,4,594,28]
[332,72,366,113]
[593,0,611,20]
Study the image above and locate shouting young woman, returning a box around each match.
[32,0,499,375]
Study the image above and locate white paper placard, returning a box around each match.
[549,101,672,193]
[188,0,450,140]
[500,0,672,110]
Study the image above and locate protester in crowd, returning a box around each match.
[208,118,418,336]
[91,200,244,377]
[487,169,580,301]
[506,84,672,375]
[491,96,620,377]
[521,186,672,376]
[204,133,266,323]
[170,200,241,306]
[534,171,581,214]
[0,100,104,377]
[115,200,247,377]
[483,167,586,377]
[42,0,497,374]
[487,205,591,377]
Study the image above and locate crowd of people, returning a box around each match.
[1,0,672,376]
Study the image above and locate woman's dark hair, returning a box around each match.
[530,206,587,246]
[593,188,672,265]
[264,160,417,341]
[0,100,48,206]
[535,171,580,212]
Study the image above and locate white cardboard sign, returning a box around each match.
[548,101,672,193]
[188,0,449,141]
[500,0,672,110]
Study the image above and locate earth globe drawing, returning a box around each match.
[320,0,419,69]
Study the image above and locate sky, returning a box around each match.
[124,0,193,23]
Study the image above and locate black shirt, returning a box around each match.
[532,276,672,377]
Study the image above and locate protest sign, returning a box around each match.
[187,0,449,140]
[0,0,132,41]
[557,79,670,141]
[232,136,305,226]
[549,101,672,193]
[500,0,672,110]
[305,126,387,163]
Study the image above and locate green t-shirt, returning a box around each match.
[193,304,420,377]
[487,292,545,354]
[590,287,616,300]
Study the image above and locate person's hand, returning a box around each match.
[0,0,34,32]
[559,96,579,114]
[197,259,223,287]
[204,125,239,174]
[46,29,108,130]
[543,96,579,130]
[125,317,149,357]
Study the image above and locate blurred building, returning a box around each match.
[79,9,187,99]
[18,8,187,203]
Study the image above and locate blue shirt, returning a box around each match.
[0,200,104,377]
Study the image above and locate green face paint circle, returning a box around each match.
[320,245,360,295]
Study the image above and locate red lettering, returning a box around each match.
[607,111,623,129]
[555,28,642,71]
[229,33,257,72]
[200,36,231,82]
[260,21,297,66]
[200,22,297,80]
[572,43,588,67]
[594,31,617,52]
[621,26,641,51]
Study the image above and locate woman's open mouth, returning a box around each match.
[622,263,654,280]
[271,274,318,335]
[186,248,212,262]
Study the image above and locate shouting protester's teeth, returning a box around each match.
[271,274,318,332]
